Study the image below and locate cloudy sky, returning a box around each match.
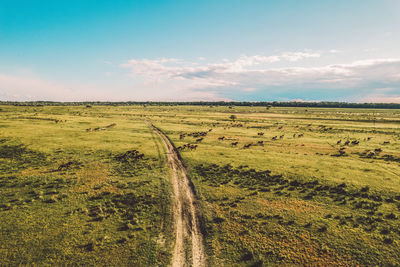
[1,0,400,102]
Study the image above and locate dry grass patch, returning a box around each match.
[73,162,120,194]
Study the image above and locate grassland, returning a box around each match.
[1,104,400,266]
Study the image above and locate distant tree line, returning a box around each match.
[1,101,400,109]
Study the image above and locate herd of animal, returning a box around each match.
[177,128,308,151]
[176,125,394,159]
[86,123,116,132]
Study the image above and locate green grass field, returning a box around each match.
[1,104,400,266]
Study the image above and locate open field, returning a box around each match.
[1,104,400,266]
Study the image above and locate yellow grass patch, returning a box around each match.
[73,162,120,194]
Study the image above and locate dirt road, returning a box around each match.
[150,123,205,267]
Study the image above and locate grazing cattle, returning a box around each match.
[374,148,382,153]
[337,140,342,145]
[278,126,283,129]
[298,134,304,138]
[258,132,264,136]
[351,140,359,145]
[196,138,204,142]
[86,128,92,132]
[257,141,264,146]
[279,135,285,139]
[367,137,372,141]
[179,134,186,140]
[218,136,225,141]
[344,140,350,145]
[231,142,239,147]
[383,141,390,144]
[272,136,277,140]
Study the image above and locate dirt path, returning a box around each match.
[150,123,205,267]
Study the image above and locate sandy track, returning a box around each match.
[150,123,205,267]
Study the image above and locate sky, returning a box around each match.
[1,0,400,102]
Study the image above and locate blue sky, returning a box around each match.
[1,0,400,102]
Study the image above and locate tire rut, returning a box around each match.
[149,122,205,267]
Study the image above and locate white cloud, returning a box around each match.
[121,54,400,102]
[280,51,320,62]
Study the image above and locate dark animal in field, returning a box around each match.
[196,138,204,142]
[57,161,74,171]
[177,143,197,151]
[94,127,100,131]
[243,143,252,149]
[231,142,239,146]
[106,123,116,128]
[257,132,264,136]
[86,128,92,132]
[383,141,390,144]
[298,134,304,138]
[115,150,144,162]
[208,129,212,132]
[374,148,382,153]
[257,141,264,146]
[188,131,208,138]
[272,136,277,140]
[179,134,186,140]
[188,144,198,150]
[332,147,346,157]
[279,135,284,139]
[218,136,225,141]
[344,140,350,146]
[337,140,342,145]
[278,126,283,129]
[351,140,359,145]
[367,137,372,141]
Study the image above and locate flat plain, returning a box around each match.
[1,104,400,266]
